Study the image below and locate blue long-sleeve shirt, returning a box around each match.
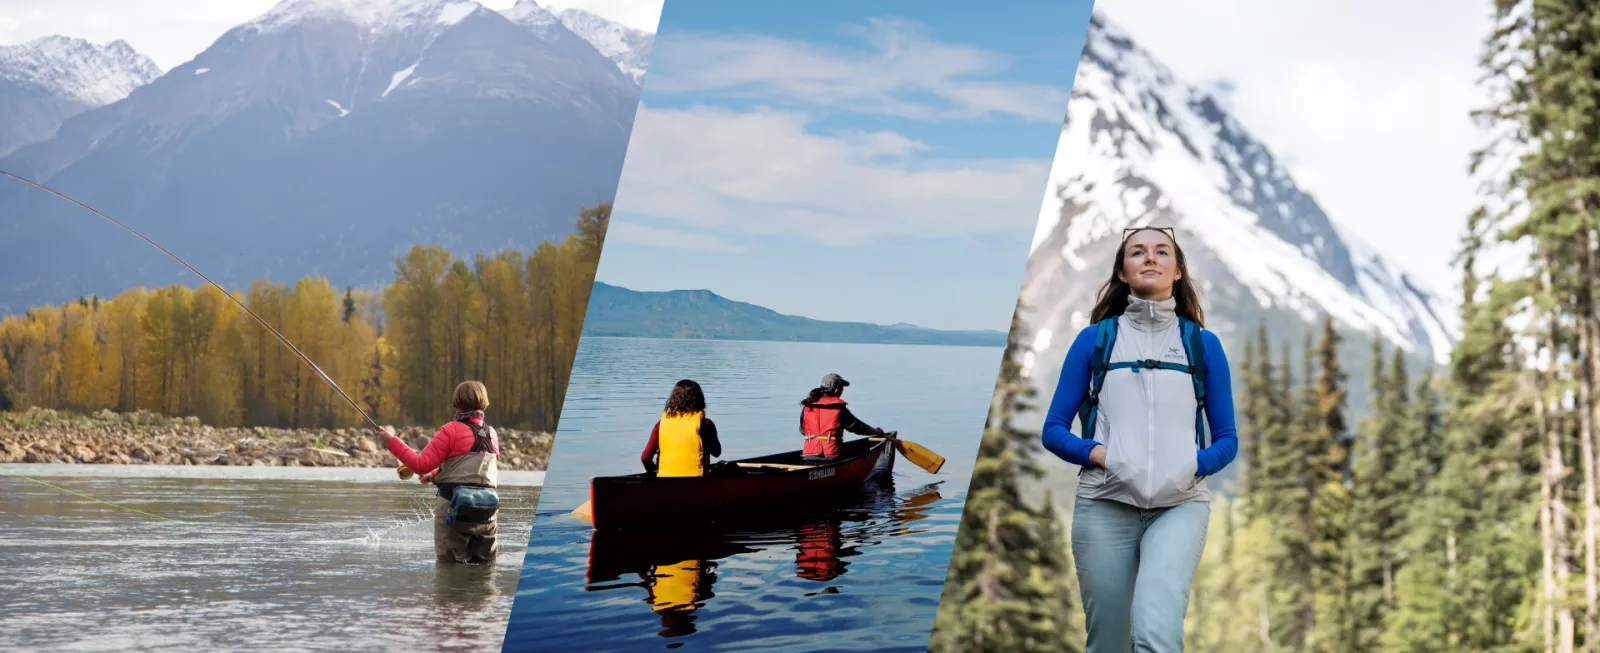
[1040,323,1239,477]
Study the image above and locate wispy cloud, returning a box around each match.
[605,221,750,253]
[612,104,1054,244]
[645,17,1068,122]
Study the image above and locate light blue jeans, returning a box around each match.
[1072,495,1209,653]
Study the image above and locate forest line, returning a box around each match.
[0,204,608,433]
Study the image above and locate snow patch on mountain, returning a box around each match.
[503,0,563,32]
[556,7,654,83]
[0,36,160,106]
[249,0,486,35]
[500,0,653,84]
[1034,11,1459,363]
[384,62,419,97]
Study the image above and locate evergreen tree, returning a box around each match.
[342,287,356,324]
[930,308,1079,653]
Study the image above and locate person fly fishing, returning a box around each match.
[640,379,723,477]
[799,373,891,463]
[378,380,501,564]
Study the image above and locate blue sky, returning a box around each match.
[593,0,1094,332]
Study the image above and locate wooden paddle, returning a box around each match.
[571,499,595,525]
[876,432,945,474]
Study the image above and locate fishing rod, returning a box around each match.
[0,170,380,432]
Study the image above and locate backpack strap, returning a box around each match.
[1180,317,1209,449]
[1076,318,1121,470]
[459,418,496,454]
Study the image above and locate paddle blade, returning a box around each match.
[893,438,945,474]
[571,500,595,525]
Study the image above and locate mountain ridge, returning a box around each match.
[1023,10,1460,378]
[0,36,160,156]
[0,0,642,316]
[582,282,1006,347]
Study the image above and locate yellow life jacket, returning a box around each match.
[656,411,705,478]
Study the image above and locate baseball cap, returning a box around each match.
[821,373,849,390]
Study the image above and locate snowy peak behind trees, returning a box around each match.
[1023,11,1461,397]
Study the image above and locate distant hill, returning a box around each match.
[582,282,1006,347]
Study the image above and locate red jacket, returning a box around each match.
[386,415,499,476]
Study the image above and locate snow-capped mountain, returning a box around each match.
[0,0,641,315]
[0,36,160,156]
[556,7,653,84]
[501,0,653,85]
[1022,11,1461,385]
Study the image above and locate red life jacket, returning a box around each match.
[801,396,846,458]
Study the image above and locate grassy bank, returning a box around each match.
[0,408,552,470]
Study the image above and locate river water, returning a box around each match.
[0,465,542,652]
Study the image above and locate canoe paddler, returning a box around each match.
[377,380,501,564]
[640,379,723,478]
[799,373,891,463]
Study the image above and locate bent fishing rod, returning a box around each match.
[0,170,381,432]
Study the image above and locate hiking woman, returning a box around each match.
[1041,226,1239,652]
[641,379,722,477]
[378,380,502,564]
[799,373,890,463]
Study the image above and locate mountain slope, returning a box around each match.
[0,36,160,156]
[0,0,642,315]
[501,0,653,85]
[556,7,653,84]
[582,282,1006,346]
[1023,10,1459,381]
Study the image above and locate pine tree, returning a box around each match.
[929,308,1079,653]
[1347,339,1390,652]
[1309,316,1352,653]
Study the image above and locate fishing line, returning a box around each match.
[0,169,396,523]
[0,170,380,431]
[5,470,180,522]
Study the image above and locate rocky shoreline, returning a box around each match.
[0,408,552,471]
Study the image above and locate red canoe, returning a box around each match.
[587,437,897,530]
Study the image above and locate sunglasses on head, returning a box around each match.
[1122,226,1177,243]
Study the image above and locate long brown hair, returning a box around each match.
[1089,227,1205,327]
[664,379,707,416]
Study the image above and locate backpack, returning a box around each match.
[1075,315,1210,451]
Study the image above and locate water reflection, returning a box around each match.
[581,479,943,641]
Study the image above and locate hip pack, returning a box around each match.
[442,486,499,525]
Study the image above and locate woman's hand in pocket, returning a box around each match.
[1089,444,1107,468]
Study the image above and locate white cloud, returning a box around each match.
[606,221,749,252]
[613,104,1053,244]
[647,17,1068,122]
[1101,1,1495,298]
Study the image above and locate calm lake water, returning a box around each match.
[0,465,542,652]
[503,337,1002,652]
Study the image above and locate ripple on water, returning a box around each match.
[0,472,541,652]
